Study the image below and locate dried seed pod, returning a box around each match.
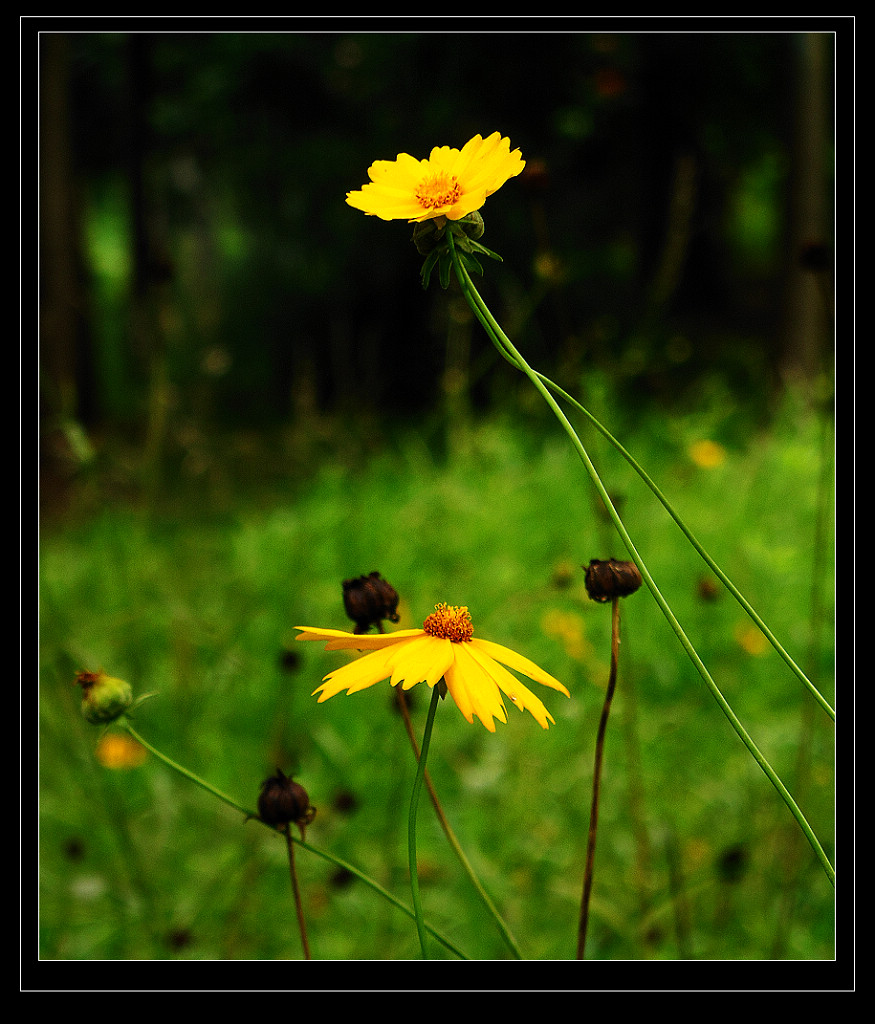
[342,571,400,634]
[257,769,316,838]
[583,558,642,602]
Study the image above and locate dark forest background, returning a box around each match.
[38,29,836,514]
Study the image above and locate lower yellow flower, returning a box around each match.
[346,132,525,223]
[296,603,569,732]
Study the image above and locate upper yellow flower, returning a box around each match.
[345,132,526,223]
[296,603,569,731]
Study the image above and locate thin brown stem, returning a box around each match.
[577,596,621,960]
[284,825,311,960]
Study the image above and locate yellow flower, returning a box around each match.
[541,608,590,661]
[296,603,569,732]
[689,439,727,469]
[94,732,147,770]
[346,132,525,223]
[734,622,769,657]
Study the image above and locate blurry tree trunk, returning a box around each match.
[125,35,176,497]
[39,34,92,426]
[780,32,833,383]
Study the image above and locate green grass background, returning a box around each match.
[38,389,835,962]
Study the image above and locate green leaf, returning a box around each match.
[438,252,452,290]
[461,252,484,277]
[468,239,503,262]
[419,248,441,289]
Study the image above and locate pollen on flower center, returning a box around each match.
[415,171,462,211]
[423,603,474,643]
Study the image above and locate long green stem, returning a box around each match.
[408,684,442,958]
[122,721,252,817]
[450,239,832,722]
[536,374,834,722]
[395,690,523,958]
[446,231,835,888]
[121,718,469,958]
[296,836,468,959]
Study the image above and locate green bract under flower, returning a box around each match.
[416,213,504,290]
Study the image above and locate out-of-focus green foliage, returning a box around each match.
[39,399,834,961]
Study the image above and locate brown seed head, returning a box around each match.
[257,769,316,837]
[583,558,643,602]
[342,572,400,634]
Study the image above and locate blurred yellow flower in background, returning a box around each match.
[541,608,590,661]
[346,132,525,223]
[688,439,727,469]
[95,732,147,770]
[734,622,770,657]
[297,602,568,731]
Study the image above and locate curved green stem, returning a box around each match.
[446,231,835,888]
[122,720,252,817]
[121,719,469,958]
[536,375,835,722]
[297,834,468,959]
[448,237,832,723]
[395,690,523,958]
[408,684,442,958]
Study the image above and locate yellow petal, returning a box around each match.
[311,645,398,701]
[427,144,461,169]
[458,133,524,193]
[449,133,488,177]
[442,658,475,725]
[442,189,489,221]
[369,152,424,182]
[385,635,455,689]
[296,626,423,650]
[446,644,508,731]
[454,133,503,182]
[465,643,555,729]
[470,637,570,696]
[345,194,420,221]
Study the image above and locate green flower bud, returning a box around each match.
[412,211,486,256]
[416,212,503,290]
[75,670,133,725]
[411,216,447,256]
[455,210,485,241]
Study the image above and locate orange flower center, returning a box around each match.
[415,171,462,211]
[423,603,474,643]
